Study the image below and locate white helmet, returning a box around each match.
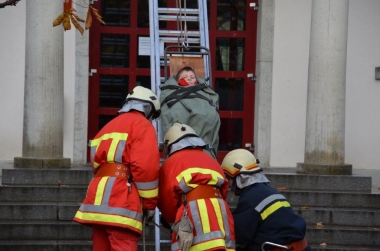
[125,86,161,119]
[221,149,262,178]
[164,123,206,155]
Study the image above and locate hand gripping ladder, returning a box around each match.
[148,1,211,251]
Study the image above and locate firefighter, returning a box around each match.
[158,122,235,251]
[221,149,312,251]
[73,86,161,251]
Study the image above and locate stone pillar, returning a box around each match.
[14,0,70,168]
[73,5,89,166]
[254,0,275,168]
[297,0,351,175]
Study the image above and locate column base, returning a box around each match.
[296,163,352,175]
[14,157,71,168]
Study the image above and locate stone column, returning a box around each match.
[14,0,70,168]
[297,0,351,175]
[73,4,89,166]
[254,0,274,168]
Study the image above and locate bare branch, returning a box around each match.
[0,0,20,9]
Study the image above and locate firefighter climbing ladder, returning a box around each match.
[148,1,211,250]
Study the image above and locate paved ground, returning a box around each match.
[1,161,379,193]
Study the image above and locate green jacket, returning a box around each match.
[159,76,221,157]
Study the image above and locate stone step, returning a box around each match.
[0,186,87,202]
[1,185,379,208]
[0,202,80,221]
[226,190,380,209]
[228,205,380,228]
[1,221,379,247]
[2,168,373,192]
[0,240,171,251]
[2,202,380,228]
[0,241,378,251]
[294,206,380,228]
[309,244,380,251]
[0,221,170,241]
[2,167,93,186]
[306,225,380,247]
[265,173,372,192]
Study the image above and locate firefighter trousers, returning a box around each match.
[92,225,140,251]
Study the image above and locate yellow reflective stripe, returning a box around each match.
[138,188,158,198]
[260,201,291,220]
[197,200,210,233]
[91,132,129,163]
[211,198,225,237]
[189,238,226,251]
[75,211,142,231]
[226,248,235,251]
[176,168,225,188]
[94,177,108,205]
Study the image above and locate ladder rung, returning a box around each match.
[158,15,199,22]
[159,37,200,44]
[158,7,199,15]
[159,30,200,37]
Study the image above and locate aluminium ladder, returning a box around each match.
[148,1,211,251]
[149,0,211,144]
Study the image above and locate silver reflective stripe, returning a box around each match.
[101,177,116,205]
[171,242,179,251]
[114,140,126,163]
[135,179,159,190]
[226,240,236,249]
[91,145,96,163]
[189,200,203,234]
[218,199,232,244]
[79,204,143,221]
[255,194,287,213]
[193,231,224,244]
[216,177,224,187]
[178,179,192,193]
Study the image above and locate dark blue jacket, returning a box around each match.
[233,183,311,251]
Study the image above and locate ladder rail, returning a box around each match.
[148,2,163,250]
[149,1,211,250]
[199,0,211,84]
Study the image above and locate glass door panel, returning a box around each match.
[88,0,151,160]
[209,0,257,162]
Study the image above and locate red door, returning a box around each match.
[87,0,153,161]
[209,0,258,162]
[88,0,258,163]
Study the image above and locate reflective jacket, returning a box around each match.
[233,183,308,251]
[158,148,235,251]
[74,111,160,234]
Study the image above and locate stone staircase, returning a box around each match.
[0,166,379,251]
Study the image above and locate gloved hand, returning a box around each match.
[176,228,193,251]
[143,208,155,223]
[171,214,194,251]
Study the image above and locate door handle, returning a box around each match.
[245,143,254,152]
[89,69,97,77]
[247,73,256,81]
